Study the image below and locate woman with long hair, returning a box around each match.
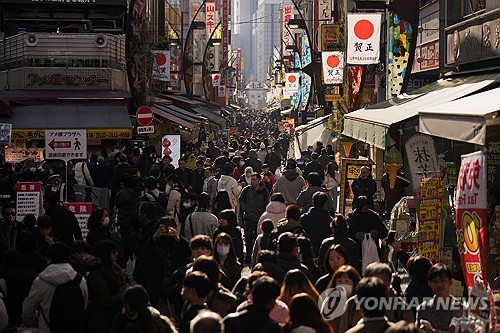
[166,173,187,232]
[213,232,242,288]
[87,240,126,333]
[323,162,341,213]
[282,293,333,333]
[232,156,245,180]
[278,269,319,307]
[315,244,349,294]
[110,284,177,333]
[212,190,232,218]
[213,209,244,264]
[86,208,111,246]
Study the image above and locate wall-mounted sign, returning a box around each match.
[321,24,340,51]
[205,0,216,38]
[12,129,132,140]
[151,50,171,82]
[347,13,381,65]
[282,3,294,56]
[322,51,344,84]
[137,125,154,134]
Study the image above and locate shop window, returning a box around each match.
[462,0,485,17]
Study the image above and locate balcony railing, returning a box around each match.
[0,32,126,71]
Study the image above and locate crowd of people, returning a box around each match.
[0,114,464,333]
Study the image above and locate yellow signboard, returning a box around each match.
[325,94,341,102]
[12,129,133,140]
[321,24,340,51]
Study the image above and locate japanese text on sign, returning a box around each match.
[45,130,87,162]
[64,202,92,241]
[16,182,42,221]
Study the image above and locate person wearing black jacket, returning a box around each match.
[190,160,206,195]
[133,210,191,308]
[347,196,388,269]
[43,192,82,246]
[303,153,324,181]
[223,276,280,333]
[351,166,377,210]
[300,192,332,256]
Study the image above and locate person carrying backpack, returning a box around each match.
[22,242,89,333]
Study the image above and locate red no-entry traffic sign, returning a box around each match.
[136,106,154,126]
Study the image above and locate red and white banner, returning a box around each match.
[347,13,381,65]
[212,73,221,87]
[217,86,226,97]
[64,202,93,241]
[205,0,216,39]
[285,73,299,93]
[151,50,170,81]
[455,151,488,289]
[16,182,42,221]
[282,3,293,56]
[322,51,344,84]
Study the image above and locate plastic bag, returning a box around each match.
[361,233,380,275]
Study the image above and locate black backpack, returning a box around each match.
[42,274,85,333]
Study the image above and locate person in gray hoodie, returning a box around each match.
[272,160,305,205]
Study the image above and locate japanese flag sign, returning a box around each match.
[322,51,344,85]
[347,13,381,65]
[285,73,299,93]
[217,86,226,97]
[151,50,171,82]
[212,73,221,87]
[455,151,488,289]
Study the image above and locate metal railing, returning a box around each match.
[0,32,126,71]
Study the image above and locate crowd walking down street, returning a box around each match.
[0,109,470,333]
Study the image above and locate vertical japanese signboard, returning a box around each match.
[347,13,381,65]
[318,0,332,21]
[322,51,344,84]
[64,202,93,241]
[162,135,181,168]
[16,182,42,221]
[418,176,443,261]
[282,3,293,56]
[455,151,488,289]
[405,134,439,191]
[222,0,229,64]
[45,130,87,161]
[321,24,340,51]
[151,50,171,82]
[205,0,216,39]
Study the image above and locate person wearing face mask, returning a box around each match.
[86,208,112,246]
[239,166,254,187]
[213,233,242,288]
[232,156,246,181]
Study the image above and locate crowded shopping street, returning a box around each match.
[0,0,499,332]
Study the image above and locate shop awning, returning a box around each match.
[162,105,207,123]
[152,106,194,130]
[193,106,226,126]
[294,114,331,159]
[342,72,500,149]
[418,86,500,145]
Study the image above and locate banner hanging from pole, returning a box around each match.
[347,13,382,65]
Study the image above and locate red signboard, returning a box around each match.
[455,151,488,289]
[136,106,154,126]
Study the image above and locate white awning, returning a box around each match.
[418,86,500,145]
[342,73,500,149]
[294,115,331,159]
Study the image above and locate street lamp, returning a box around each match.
[287,19,308,30]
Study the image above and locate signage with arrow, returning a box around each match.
[45,130,87,161]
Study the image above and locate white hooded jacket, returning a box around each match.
[217,175,242,210]
[22,263,89,333]
[257,201,287,233]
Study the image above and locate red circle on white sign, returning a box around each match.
[327,55,340,68]
[288,75,297,83]
[155,54,167,66]
[354,19,374,40]
[136,106,154,126]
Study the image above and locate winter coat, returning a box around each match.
[300,207,332,256]
[45,205,83,246]
[183,208,218,241]
[246,157,262,173]
[217,175,242,211]
[109,163,132,193]
[239,184,270,223]
[86,263,124,333]
[203,176,218,206]
[0,220,28,258]
[223,304,280,333]
[257,149,267,163]
[296,186,333,213]
[191,169,206,194]
[86,223,111,246]
[317,232,360,273]
[22,263,89,333]
[351,176,377,209]
[92,163,112,188]
[276,252,312,281]
[110,306,177,333]
[252,261,285,283]
[303,160,325,180]
[273,170,306,205]
[114,187,140,257]
[257,201,286,233]
[74,161,94,186]
[213,226,244,264]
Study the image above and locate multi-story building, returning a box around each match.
[254,0,281,84]
[232,0,258,83]
[0,0,132,159]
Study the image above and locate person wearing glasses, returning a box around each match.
[0,202,29,258]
